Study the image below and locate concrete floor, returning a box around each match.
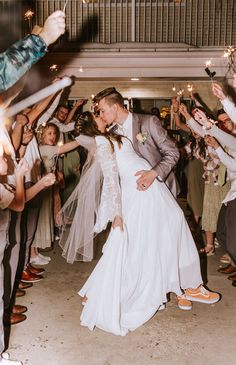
[8,242,236,365]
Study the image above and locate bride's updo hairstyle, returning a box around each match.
[74,111,122,152]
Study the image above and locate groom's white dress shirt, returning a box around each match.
[117,112,133,141]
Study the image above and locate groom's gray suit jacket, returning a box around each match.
[131,113,180,197]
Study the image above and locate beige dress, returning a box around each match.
[32,145,57,249]
[200,146,230,232]
[187,158,205,218]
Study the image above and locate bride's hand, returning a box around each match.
[112,215,124,231]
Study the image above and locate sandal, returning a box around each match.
[204,245,215,256]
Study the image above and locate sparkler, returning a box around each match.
[50,64,59,72]
[205,59,216,81]
[5,77,72,119]
[223,46,236,74]
[53,141,63,172]
[63,0,69,12]
[24,9,34,32]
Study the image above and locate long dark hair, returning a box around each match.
[189,133,206,159]
[74,111,123,152]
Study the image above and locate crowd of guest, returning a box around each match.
[170,80,236,289]
[0,9,68,365]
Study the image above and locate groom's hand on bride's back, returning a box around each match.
[135,169,157,191]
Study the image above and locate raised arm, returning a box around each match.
[64,99,86,125]
[0,11,65,91]
[212,82,236,124]
[28,91,61,126]
[171,97,190,133]
[205,135,236,171]
[179,104,206,138]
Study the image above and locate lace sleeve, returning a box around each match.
[94,138,122,233]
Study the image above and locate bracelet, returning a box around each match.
[21,142,28,146]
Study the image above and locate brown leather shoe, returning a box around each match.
[27,264,45,275]
[218,264,236,274]
[18,281,33,290]
[21,269,43,283]
[16,289,26,297]
[228,273,236,281]
[12,305,27,314]
[4,313,27,325]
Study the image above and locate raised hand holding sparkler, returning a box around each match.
[211,82,226,101]
[39,10,66,46]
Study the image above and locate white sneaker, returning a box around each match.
[38,253,51,262]
[1,353,22,364]
[30,255,49,266]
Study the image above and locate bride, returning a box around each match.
[59,111,220,336]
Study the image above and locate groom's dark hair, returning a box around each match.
[94,87,124,107]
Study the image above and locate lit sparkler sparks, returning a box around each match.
[187,84,193,92]
[50,64,58,72]
[24,9,34,20]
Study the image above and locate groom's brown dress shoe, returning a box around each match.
[27,264,45,275]
[21,269,43,283]
[18,281,33,290]
[16,289,26,297]
[218,264,236,274]
[12,305,27,314]
[4,313,26,325]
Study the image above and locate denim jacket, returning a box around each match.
[0,34,47,91]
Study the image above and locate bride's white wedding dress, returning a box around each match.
[76,136,202,336]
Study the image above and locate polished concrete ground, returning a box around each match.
[8,242,236,365]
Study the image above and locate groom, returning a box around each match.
[94,87,180,197]
[94,87,220,310]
